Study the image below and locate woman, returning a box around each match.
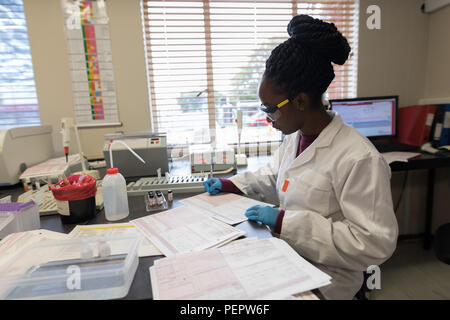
[204,14,398,300]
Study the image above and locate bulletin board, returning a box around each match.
[62,0,121,127]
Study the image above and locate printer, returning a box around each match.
[103,131,169,178]
[0,125,54,185]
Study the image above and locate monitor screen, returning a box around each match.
[329,96,398,138]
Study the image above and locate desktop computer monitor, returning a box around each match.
[329,96,398,138]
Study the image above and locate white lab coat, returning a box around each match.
[230,111,398,300]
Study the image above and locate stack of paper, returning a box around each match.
[180,192,273,225]
[0,229,70,270]
[69,223,162,257]
[131,205,246,257]
[150,237,331,300]
[381,152,421,164]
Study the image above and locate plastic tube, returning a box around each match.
[109,140,146,168]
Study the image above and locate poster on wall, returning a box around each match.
[62,0,121,127]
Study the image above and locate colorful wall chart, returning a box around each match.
[62,0,120,126]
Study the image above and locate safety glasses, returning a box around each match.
[260,98,289,122]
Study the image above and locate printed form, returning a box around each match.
[180,192,274,225]
[131,205,246,257]
[0,230,71,280]
[69,223,162,257]
[150,237,331,300]
[0,230,70,270]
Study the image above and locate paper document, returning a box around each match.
[150,237,331,300]
[381,152,421,164]
[131,205,246,257]
[180,192,273,225]
[0,229,70,270]
[69,223,162,257]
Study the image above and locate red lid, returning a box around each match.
[107,168,119,175]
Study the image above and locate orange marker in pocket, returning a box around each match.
[282,179,290,192]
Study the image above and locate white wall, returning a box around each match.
[24,0,151,159]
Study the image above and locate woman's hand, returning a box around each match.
[245,205,279,228]
[203,178,222,195]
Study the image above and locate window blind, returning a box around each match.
[0,0,40,129]
[142,0,359,146]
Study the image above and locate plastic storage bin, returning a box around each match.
[0,201,39,239]
[0,213,16,240]
[0,234,141,300]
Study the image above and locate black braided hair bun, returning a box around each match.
[287,14,350,65]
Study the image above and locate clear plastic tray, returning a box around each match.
[0,201,40,237]
[0,234,141,300]
[0,213,17,240]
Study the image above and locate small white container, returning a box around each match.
[102,168,129,221]
[0,213,16,240]
[0,201,40,239]
[0,234,141,300]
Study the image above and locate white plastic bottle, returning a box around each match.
[102,168,129,221]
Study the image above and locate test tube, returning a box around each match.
[148,191,155,207]
[156,191,163,205]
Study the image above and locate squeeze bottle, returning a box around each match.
[102,167,129,221]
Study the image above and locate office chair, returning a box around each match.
[434,223,450,265]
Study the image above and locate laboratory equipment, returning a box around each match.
[148,191,155,206]
[60,117,100,180]
[0,201,40,239]
[61,118,70,162]
[103,131,168,178]
[235,109,248,166]
[167,190,173,202]
[103,140,145,221]
[19,154,89,188]
[126,174,208,196]
[144,190,168,212]
[0,125,54,186]
[0,234,141,300]
[189,144,236,173]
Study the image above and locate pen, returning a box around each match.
[210,151,214,179]
[210,162,213,179]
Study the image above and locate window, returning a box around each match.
[142,0,358,146]
[0,0,40,129]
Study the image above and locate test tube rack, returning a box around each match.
[126,175,209,196]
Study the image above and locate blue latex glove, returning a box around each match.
[203,178,222,195]
[245,205,279,228]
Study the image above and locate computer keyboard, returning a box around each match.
[126,175,208,196]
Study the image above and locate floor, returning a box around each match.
[369,239,450,300]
